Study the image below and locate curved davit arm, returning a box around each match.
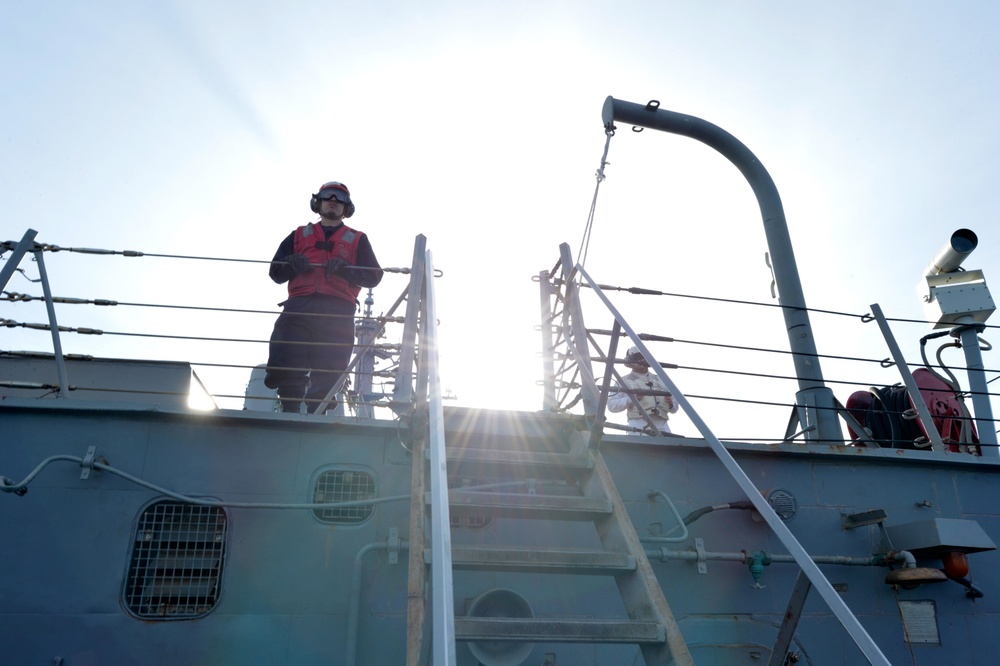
[602,96,841,443]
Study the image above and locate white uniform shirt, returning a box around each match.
[607,370,678,433]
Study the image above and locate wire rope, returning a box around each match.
[577,124,615,268]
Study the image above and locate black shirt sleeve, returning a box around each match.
[269,231,297,284]
[342,233,384,288]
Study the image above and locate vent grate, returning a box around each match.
[123,502,227,619]
[313,470,376,524]
[450,514,492,529]
[766,488,798,522]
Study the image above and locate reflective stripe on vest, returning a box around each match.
[621,372,672,421]
[287,223,362,302]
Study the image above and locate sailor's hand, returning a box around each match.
[324,257,349,278]
[285,254,312,275]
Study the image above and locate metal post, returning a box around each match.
[32,246,70,397]
[955,323,999,454]
[768,571,812,666]
[869,304,946,452]
[392,235,427,411]
[0,229,38,292]
[589,320,622,449]
[353,290,378,419]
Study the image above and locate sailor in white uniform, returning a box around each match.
[607,346,678,434]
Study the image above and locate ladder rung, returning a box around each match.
[437,546,636,575]
[454,617,665,644]
[443,449,594,479]
[437,490,613,521]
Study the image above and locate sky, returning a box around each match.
[3,1,1000,443]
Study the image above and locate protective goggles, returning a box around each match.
[315,185,351,203]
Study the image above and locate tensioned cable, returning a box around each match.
[577,279,1000,330]
[587,331,900,366]
[577,124,615,268]
[0,240,441,277]
[583,333,1000,378]
[0,291,404,328]
[11,378,991,447]
[0,291,404,322]
[12,291,988,377]
[6,283,991,373]
[4,238,990,331]
[0,320,353,346]
[8,246,998,416]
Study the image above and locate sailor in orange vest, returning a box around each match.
[607,346,678,434]
[264,181,383,413]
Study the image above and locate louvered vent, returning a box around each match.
[313,470,376,524]
[123,501,227,619]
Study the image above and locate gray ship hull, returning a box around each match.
[3,398,997,665]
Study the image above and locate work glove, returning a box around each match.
[285,254,312,275]
[324,257,349,278]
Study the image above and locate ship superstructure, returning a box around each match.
[2,98,999,665]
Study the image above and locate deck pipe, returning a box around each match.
[601,97,842,446]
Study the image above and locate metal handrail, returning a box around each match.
[422,247,457,665]
[572,261,891,666]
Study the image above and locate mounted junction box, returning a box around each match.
[885,518,996,556]
[923,270,995,329]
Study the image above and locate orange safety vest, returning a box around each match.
[287,223,362,303]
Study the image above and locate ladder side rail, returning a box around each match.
[559,243,599,415]
[581,451,695,666]
[405,429,428,666]
[404,236,430,664]
[392,234,428,412]
[577,263,892,666]
[538,270,559,412]
[422,248,457,666]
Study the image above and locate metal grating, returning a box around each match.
[123,502,227,619]
[313,470,376,524]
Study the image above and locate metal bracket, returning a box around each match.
[388,527,400,565]
[79,446,96,480]
[842,509,888,530]
[695,537,708,574]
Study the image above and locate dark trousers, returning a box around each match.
[264,295,356,412]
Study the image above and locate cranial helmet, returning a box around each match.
[310,181,355,218]
[625,346,648,366]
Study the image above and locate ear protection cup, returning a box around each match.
[310,195,321,214]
